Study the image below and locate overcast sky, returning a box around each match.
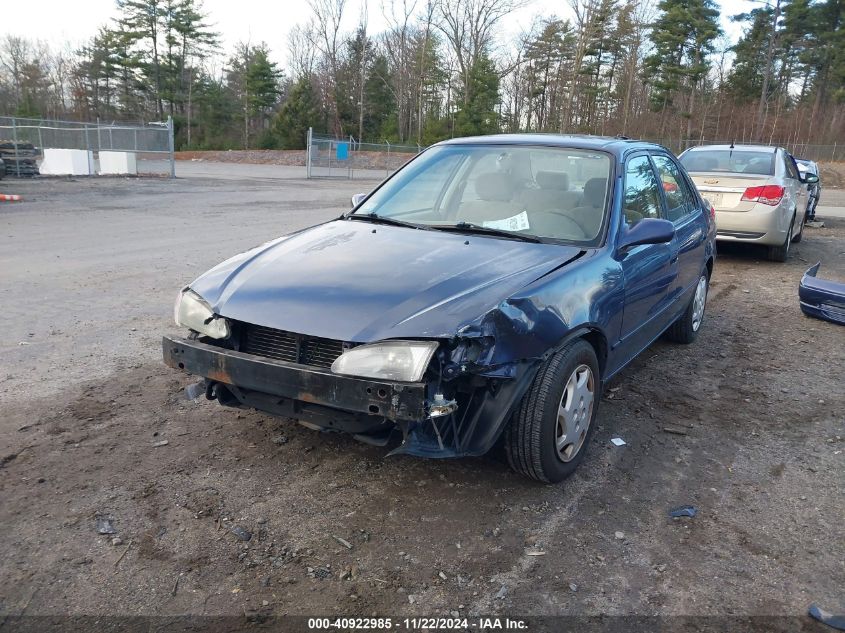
[3,0,756,69]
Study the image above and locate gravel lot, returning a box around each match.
[1,169,843,625]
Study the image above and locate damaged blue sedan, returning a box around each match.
[163,135,716,482]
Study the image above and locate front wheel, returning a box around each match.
[505,340,600,483]
[666,271,708,344]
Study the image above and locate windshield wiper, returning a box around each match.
[347,212,430,230]
[432,221,542,243]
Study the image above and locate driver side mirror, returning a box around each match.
[617,218,675,253]
[801,173,819,184]
[351,193,368,208]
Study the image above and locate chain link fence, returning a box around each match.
[306,128,423,179]
[0,115,175,177]
[305,131,842,181]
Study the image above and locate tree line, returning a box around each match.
[1,0,844,152]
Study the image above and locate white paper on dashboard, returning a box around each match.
[482,210,530,232]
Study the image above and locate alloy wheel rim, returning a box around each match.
[691,275,707,332]
[556,364,595,462]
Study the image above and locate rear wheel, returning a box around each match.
[792,212,804,243]
[767,217,793,262]
[505,340,599,483]
[666,271,708,344]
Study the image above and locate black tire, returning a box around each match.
[505,339,600,483]
[665,270,709,344]
[792,213,804,243]
[767,217,793,262]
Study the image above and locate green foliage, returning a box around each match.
[727,7,775,102]
[4,0,845,151]
[644,0,721,111]
[273,77,322,149]
[246,47,283,116]
[363,54,395,139]
[454,54,500,137]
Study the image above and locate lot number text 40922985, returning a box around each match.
[307,617,529,630]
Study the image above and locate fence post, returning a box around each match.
[306,127,312,179]
[833,142,837,162]
[167,115,175,178]
[84,123,93,175]
[96,117,102,152]
[11,116,20,177]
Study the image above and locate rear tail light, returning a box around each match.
[741,185,785,206]
[709,203,716,221]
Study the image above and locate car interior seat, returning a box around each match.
[521,171,582,213]
[458,172,520,223]
[567,178,608,238]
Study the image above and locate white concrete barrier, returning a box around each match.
[99,151,138,175]
[40,149,93,176]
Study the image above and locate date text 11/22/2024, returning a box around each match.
[307,617,528,630]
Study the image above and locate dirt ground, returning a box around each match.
[818,162,845,189]
[1,173,843,627]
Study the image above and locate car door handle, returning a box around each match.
[670,252,679,264]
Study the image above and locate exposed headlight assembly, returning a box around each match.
[331,340,438,382]
[174,289,230,339]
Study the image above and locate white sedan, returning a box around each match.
[679,144,816,262]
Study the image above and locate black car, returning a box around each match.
[164,134,716,483]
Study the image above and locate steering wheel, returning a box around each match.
[533,210,590,239]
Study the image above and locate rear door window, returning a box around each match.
[652,154,695,222]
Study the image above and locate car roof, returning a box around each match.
[436,133,669,156]
[683,144,779,153]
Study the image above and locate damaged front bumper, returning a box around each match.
[163,335,426,419]
[799,262,845,326]
[162,335,537,459]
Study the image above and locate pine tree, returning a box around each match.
[274,77,323,149]
[454,54,499,136]
[644,0,721,138]
[727,7,776,103]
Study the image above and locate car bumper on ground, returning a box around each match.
[799,263,845,326]
[714,204,790,246]
[162,335,427,422]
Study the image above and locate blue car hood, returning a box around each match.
[190,220,582,342]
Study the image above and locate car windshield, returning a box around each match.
[680,149,775,176]
[353,145,612,244]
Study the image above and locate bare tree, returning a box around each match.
[288,23,318,79]
[308,0,348,133]
[434,0,525,106]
